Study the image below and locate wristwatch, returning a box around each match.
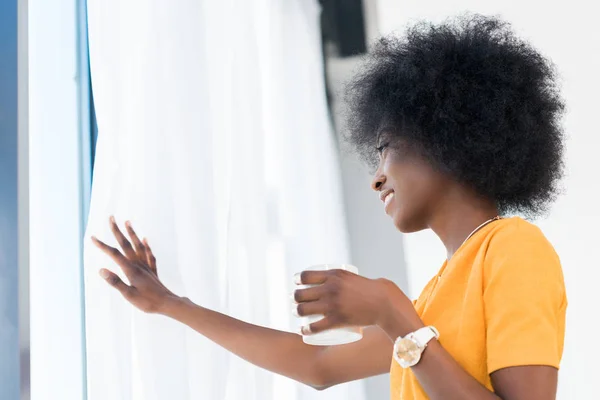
[393,326,440,368]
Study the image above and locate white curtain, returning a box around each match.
[84,1,365,399]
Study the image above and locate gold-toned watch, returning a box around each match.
[393,326,440,368]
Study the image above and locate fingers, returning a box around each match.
[301,316,339,335]
[293,285,326,303]
[109,216,137,260]
[294,270,330,285]
[143,238,157,276]
[92,236,128,265]
[294,300,327,318]
[99,268,133,299]
[92,236,135,277]
[124,221,146,258]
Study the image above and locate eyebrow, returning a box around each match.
[375,127,393,147]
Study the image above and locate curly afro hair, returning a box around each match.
[344,13,565,216]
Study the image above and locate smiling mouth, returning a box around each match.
[380,189,395,211]
[384,191,395,209]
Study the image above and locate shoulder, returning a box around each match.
[485,217,559,262]
[483,217,564,292]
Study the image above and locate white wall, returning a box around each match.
[367,1,600,399]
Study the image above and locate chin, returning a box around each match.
[392,212,427,234]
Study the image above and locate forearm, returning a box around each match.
[411,340,501,400]
[161,296,326,388]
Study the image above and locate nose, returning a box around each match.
[371,169,386,191]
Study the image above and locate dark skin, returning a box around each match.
[92,138,558,399]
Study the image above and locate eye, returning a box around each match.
[376,143,389,154]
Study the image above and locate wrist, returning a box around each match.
[376,279,424,340]
[158,294,192,317]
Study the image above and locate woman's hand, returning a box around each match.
[293,269,424,338]
[92,216,179,314]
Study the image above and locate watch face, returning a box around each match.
[394,338,422,368]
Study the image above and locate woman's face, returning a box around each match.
[371,139,451,233]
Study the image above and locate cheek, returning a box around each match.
[389,163,436,217]
[396,179,423,217]
[389,165,422,203]
[383,153,447,231]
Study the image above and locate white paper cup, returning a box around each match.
[294,264,363,346]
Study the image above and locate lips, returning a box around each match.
[380,189,395,214]
[379,189,394,203]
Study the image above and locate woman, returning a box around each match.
[92,14,566,399]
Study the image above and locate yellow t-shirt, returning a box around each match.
[390,216,567,399]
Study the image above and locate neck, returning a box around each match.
[428,187,499,260]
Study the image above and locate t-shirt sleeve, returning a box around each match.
[483,221,567,374]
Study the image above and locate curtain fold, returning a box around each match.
[85,0,365,399]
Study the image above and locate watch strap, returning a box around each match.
[411,326,439,347]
